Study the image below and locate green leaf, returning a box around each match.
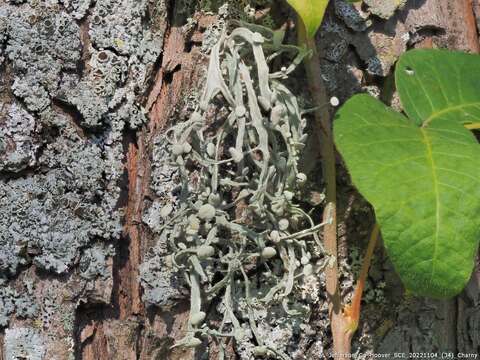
[396,49,480,127]
[286,0,329,38]
[334,49,480,298]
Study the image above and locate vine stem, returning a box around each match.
[297,18,353,359]
[344,224,380,332]
[297,14,383,357]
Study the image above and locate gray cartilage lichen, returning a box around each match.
[142,23,330,359]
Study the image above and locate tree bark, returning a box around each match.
[0,0,479,359]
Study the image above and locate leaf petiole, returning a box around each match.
[343,223,380,332]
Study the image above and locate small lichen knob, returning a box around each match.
[296,172,307,185]
[261,246,277,259]
[198,204,216,220]
[208,193,222,207]
[303,264,313,277]
[206,142,215,158]
[190,311,206,326]
[160,204,173,218]
[197,245,215,259]
[253,346,269,356]
[279,218,289,231]
[172,143,184,155]
[270,230,281,243]
[228,147,243,163]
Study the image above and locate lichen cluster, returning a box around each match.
[192,0,276,51]
[0,0,163,271]
[0,279,37,327]
[198,0,273,14]
[0,0,165,338]
[4,327,45,360]
[142,24,331,359]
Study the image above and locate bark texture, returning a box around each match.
[0,0,479,359]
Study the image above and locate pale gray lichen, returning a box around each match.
[142,23,331,359]
[0,285,16,327]
[89,0,155,57]
[14,294,39,319]
[4,2,81,112]
[0,126,121,275]
[150,138,180,200]
[140,143,184,307]
[0,177,86,274]
[61,0,163,129]
[66,49,128,127]
[0,0,163,281]
[2,0,162,129]
[139,250,183,307]
[0,0,165,343]
[79,244,115,280]
[143,199,176,235]
[4,327,46,360]
[0,282,38,328]
[61,307,76,333]
[60,0,94,20]
[0,102,40,172]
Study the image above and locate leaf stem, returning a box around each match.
[297,16,351,359]
[344,224,380,332]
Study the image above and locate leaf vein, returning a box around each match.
[420,128,440,286]
[423,103,480,127]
